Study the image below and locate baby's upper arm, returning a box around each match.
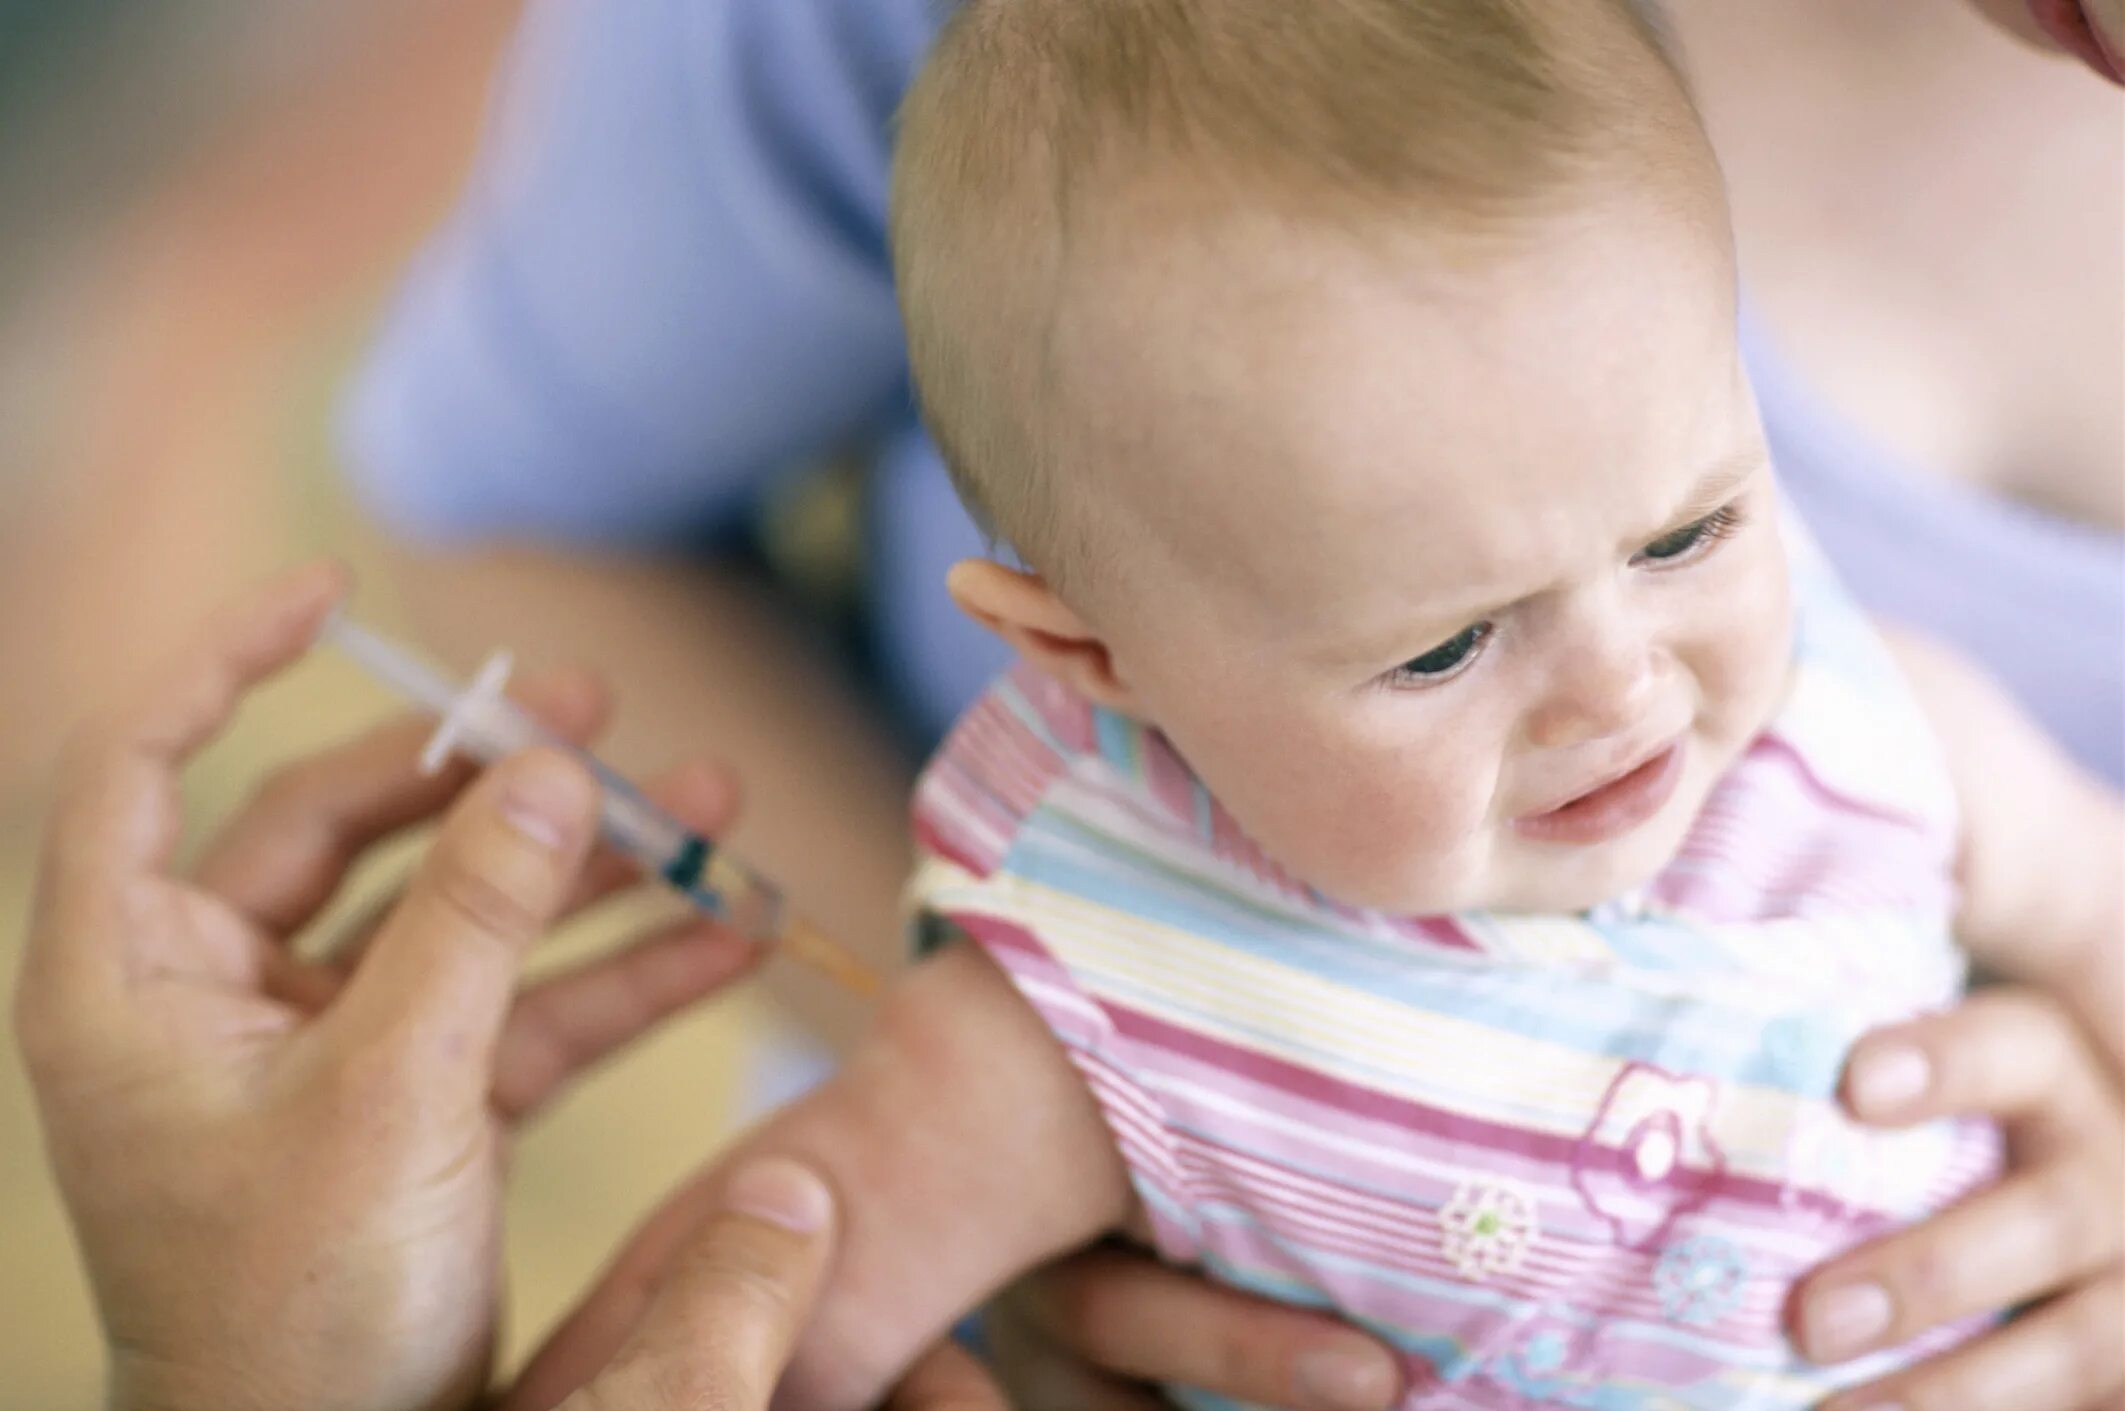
[725,939,1135,1409]
[1882,626,2124,999]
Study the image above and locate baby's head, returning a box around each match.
[893,0,1793,916]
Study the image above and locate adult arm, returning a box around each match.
[1884,627,2125,1066]
[341,0,936,543]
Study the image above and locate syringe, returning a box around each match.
[322,613,882,998]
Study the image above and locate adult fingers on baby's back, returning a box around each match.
[1816,1268,2124,1411]
[985,1292,1169,1411]
[1803,986,2125,1396]
[1841,989,2118,1156]
[192,665,610,939]
[886,1341,1012,1411]
[1792,1157,2123,1367]
[1013,1245,1404,1411]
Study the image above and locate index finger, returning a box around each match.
[32,563,346,958]
[1842,988,2118,1157]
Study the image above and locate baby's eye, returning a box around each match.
[1393,622,1492,684]
[1634,505,1744,567]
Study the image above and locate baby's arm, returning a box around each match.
[696,938,1136,1409]
[1885,629,2125,1066]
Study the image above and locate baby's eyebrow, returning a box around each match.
[1663,448,1764,528]
[1315,448,1770,674]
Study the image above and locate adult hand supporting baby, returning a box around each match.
[973,988,2125,1411]
[14,564,986,1411]
[1799,990,2124,1411]
[982,991,2125,1411]
[983,1244,1405,1411]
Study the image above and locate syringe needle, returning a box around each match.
[776,918,886,998]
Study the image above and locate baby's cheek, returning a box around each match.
[1693,536,1793,748]
[1159,691,1501,910]
[1257,737,1494,909]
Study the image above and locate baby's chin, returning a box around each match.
[1480,825,1690,916]
[1305,834,1678,921]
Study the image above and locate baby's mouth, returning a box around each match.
[1513,739,1687,847]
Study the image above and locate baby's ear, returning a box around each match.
[947,560,1139,713]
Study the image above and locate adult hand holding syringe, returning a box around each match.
[324,612,883,997]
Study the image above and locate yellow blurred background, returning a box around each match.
[0,3,776,1398]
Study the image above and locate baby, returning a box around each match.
[689,1,2123,1407]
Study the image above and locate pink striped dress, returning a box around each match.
[908,538,2000,1410]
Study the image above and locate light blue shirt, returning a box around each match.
[342,0,2125,781]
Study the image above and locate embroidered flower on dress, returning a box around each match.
[1570,1061,1728,1248]
[1438,1177,1538,1280]
[1654,1234,1749,1327]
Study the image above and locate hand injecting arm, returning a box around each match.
[13,565,1001,1411]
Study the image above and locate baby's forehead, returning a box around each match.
[1053,182,1734,470]
[1041,198,1748,626]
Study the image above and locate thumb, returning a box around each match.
[325,748,600,1091]
[569,1157,838,1411]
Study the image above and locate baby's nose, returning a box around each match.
[1526,639,1660,751]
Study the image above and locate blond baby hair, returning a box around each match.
[891,0,1689,587]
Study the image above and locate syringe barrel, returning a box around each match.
[577,754,695,866]
[584,749,791,942]
[330,618,818,955]
[445,684,689,867]
[426,650,794,944]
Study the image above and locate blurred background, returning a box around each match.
[0,2,774,1398]
[0,0,2117,1402]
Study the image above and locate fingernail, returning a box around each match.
[1295,1338,1400,1411]
[1850,1044,1931,1117]
[1803,1282,1893,1362]
[498,752,591,851]
[725,1157,833,1234]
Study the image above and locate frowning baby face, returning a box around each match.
[1039,176,1792,916]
